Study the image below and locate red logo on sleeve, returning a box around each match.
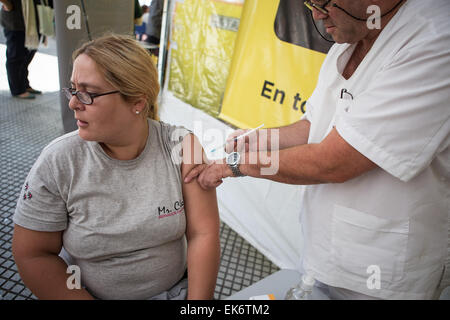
[22,182,32,200]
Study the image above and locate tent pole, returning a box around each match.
[158,0,170,89]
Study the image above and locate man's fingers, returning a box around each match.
[213,180,223,188]
[226,129,246,142]
[224,140,236,153]
[184,164,207,183]
[225,138,248,153]
[199,178,223,190]
[196,164,224,190]
[224,129,247,153]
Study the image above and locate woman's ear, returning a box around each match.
[133,97,147,113]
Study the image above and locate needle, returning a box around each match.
[210,124,265,153]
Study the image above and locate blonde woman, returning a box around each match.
[12,34,220,300]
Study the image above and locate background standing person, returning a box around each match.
[0,0,41,99]
[134,0,143,25]
[185,0,450,300]
[141,4,149,25]
[145,0,163,45]
[135,3,149,41]
[12,34,220,300]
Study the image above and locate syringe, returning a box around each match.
[210,124,265,153]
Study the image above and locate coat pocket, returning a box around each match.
[331,204,409,284]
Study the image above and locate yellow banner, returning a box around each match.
[168,0,243,118]
[219,0,328,129]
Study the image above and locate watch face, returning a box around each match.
[227,152,240,166]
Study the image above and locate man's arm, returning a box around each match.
[187,128,377,188]
[277,119,311,150]
[243,128,377,184]
[181,134,220,299]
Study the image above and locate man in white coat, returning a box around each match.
[185,0,450,299]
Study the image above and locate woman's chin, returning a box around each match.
[77,130,96,141]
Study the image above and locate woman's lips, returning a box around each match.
[77,119,88,127]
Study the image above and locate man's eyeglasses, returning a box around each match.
[304,0,332,15]
[62,87,119,105]
[305,0,405,21]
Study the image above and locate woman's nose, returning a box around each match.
[68,95,85,111]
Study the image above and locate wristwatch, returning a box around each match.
[226,152,245,177]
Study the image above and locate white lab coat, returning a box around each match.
[300,0,450,299]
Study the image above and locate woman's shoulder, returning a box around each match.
[148,118,190,133]
[25,131,86,179]
[147,120,195,168]
[39,130,87,161]
[148,119,193,147]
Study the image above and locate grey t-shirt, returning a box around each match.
[14,119,192,299]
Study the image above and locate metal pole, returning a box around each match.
[157,0,170,89]
[80,0,92,41]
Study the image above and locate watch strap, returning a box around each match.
[229,163,245,177]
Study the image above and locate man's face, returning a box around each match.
[312,0,373,44]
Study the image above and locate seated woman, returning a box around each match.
[12,34,220,300]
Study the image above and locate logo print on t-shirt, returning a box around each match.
[22,182,32,200]
[157,200,185,219]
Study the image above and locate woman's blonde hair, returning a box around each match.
[72,34,159,120]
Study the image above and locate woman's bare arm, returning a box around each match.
[12,224,94,299]
[181,134,220,300]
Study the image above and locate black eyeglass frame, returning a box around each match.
[304,0,332,15]
[62,87,120,105]
[305,0,405,22]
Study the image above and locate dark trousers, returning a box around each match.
[3,28,36,96]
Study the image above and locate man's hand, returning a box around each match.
[184,160,233,190]
[225,129,262,153]
[184,163,208,184]
[1,0,13,11]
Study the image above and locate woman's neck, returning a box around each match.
[100,119,149,161]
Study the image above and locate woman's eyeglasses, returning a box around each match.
[62,87,119,105]
[304,0,332,15]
